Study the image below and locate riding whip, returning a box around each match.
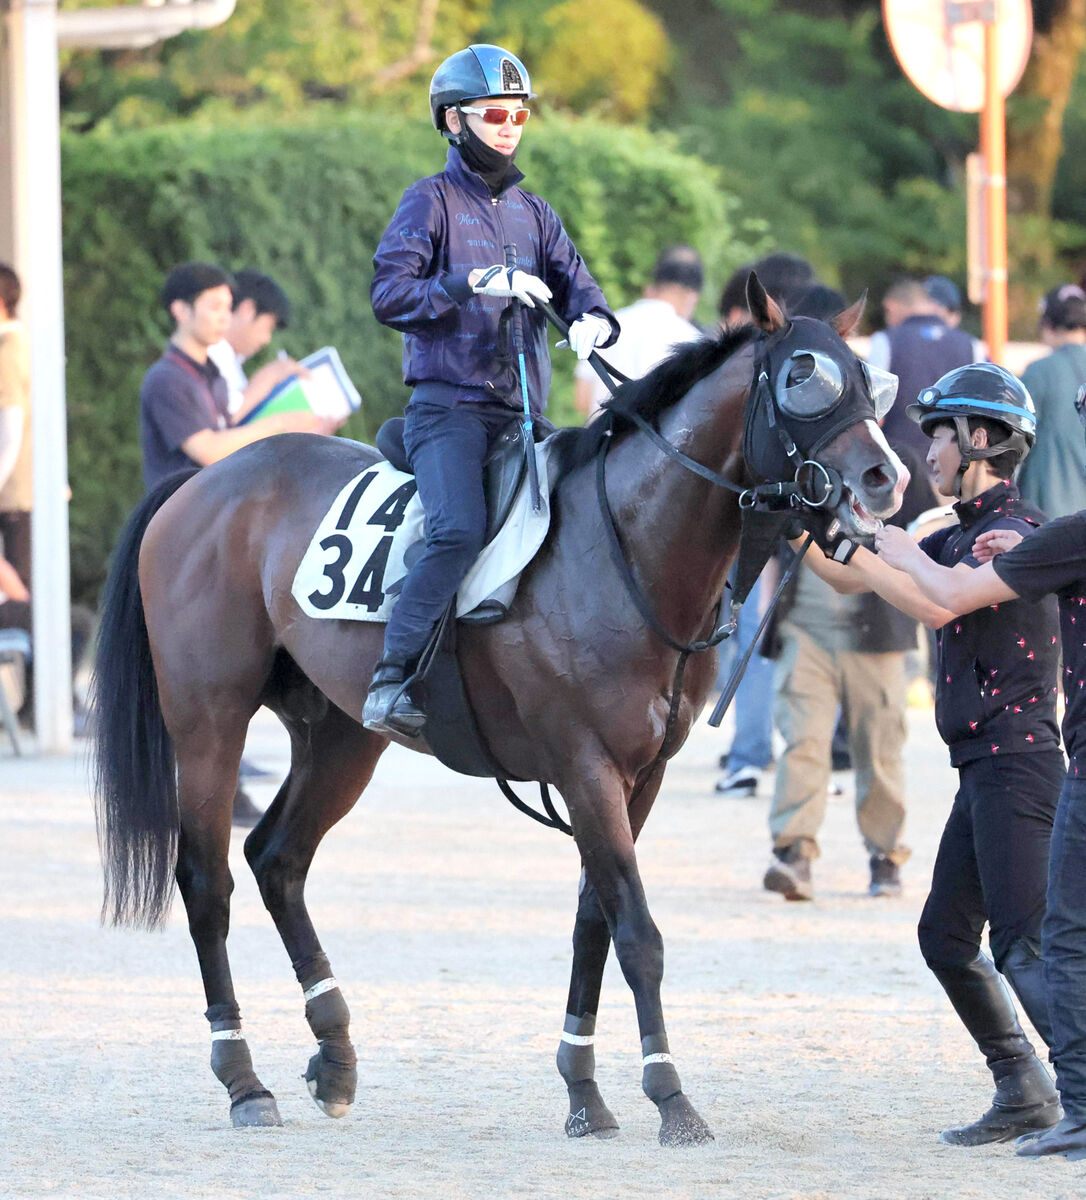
[504,243,544,512]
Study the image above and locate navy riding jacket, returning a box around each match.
[371,148,617,413]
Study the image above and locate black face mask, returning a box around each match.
[452,118,523,195]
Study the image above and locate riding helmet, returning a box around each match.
[905,362,1037,446]
[429,45,533,132]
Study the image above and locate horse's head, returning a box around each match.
[744,274,903,539]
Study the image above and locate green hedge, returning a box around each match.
[62,111,756,604]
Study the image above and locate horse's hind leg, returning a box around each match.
[173,722,282,1128]
[244,694,387,1120]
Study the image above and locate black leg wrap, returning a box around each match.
[641,1033,713,1147]
[565,1080,619,1139]
[557,1013,619,1138]
[205,1005,283,1129]
[299,961,356,1117]
[641,1033,682,1103]
[556,1013,596,1085]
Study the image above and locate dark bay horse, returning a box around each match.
[92,280,903,1143]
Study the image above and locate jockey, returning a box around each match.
[800,364,1065,1147]
[364,44,618,737]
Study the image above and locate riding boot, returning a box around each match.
[931,953,1059,1146]
[1000,939,1055,1052]
[361,659,425,738]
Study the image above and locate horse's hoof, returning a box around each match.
[657,1092,714,1146]
[307,1076,351,1118]
[565,1080,620,1139]
[304,1047,355,1119]
[230,1092,283,1128]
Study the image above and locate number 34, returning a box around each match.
[307,476,417,613]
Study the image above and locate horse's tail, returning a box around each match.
[91,469,198,930]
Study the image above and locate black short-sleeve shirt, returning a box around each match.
[920,480,1060,765]
[993,510,1086,764]
[140,344,230,491]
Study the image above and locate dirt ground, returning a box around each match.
[1,703,1083,1200]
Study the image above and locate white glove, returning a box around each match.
[471,265,552,308]
[565,313,611,361]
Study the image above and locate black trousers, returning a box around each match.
[918,751,1064,971]
[383,401,519,664]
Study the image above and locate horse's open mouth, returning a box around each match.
[838,489,882,538]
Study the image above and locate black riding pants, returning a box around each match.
[382,399,519,664]
[918,751,1063,971]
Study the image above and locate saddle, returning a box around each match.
[375,414,555,547]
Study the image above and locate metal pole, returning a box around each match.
[9,0,72,752]
[980,17,1008,365]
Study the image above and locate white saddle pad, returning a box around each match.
[292,442,552,623]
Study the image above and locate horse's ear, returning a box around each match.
[833,291,867,339]
[746,271,787,332]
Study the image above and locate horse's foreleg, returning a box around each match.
[558,873,619,1138]
[245,703,386,1120]
[174,734,282,1129]
[566,758,713,1147]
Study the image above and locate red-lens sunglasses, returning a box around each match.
[458,105,531,127]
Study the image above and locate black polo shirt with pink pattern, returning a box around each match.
[992,509,1086,767]
[920,480,1060,766]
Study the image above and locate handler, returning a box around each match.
[876,378,1086,1160]
[799,363,1063,1147]
[365,43,617,737]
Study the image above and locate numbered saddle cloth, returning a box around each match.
[291,442,551,623]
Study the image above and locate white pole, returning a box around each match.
[8,0,72,753]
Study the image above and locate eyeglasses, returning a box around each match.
[458,105,531,126]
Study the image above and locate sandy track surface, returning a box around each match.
[1,706,1082,1199]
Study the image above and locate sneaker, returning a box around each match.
[763,846,814,901]
[869,855,902,898]
[714,766,760,797]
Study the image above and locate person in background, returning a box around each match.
[140,262,341,493]
[0,264,31,586]
[207,268,307,418]
[719,252,816,327]
[1016,285,1086,521]
[139,261,344,824]
[924,275,986,358]
[866,276,983,463]
[574,244,703,418]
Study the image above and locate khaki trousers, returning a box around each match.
[769,623,910,863]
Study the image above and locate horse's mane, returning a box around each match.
[550,322,760,477]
